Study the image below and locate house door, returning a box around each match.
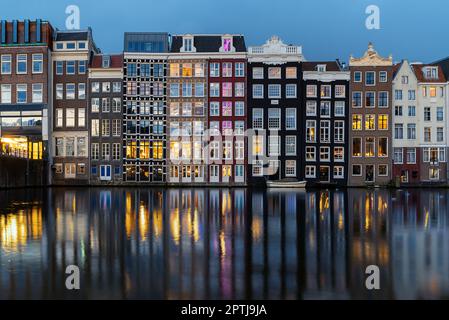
[366,165,375,182]
[100,165,112,181]
[319,166,330,183]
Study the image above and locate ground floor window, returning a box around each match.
[170,165,179,178]
[305,165,316,178]
[378,164,388,176]
[333,166,344,179]
[401,170,409,183]
[235,165,244,178]
[352,165,362,176]
[285,160,296,177]
[222,165,232,178]
[430,168,440,180]
[65,163,76,179]
[252,161,263,176]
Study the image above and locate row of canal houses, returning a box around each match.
[1,19,449,187]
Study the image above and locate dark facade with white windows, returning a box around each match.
[302,61,350,186]
[247,36,304,184]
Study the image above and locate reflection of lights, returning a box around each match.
[0,213,30,252]
[139,203,149,241]
[221,192,231,215]
[252,217,262,241]
[125,192,134,238]
[319,192,329,212]
[170,209,180,245]
[425,209,430,229]
[338,212,344,230]
[219,230,226,259]
[152,208,162,239]
[365,195,372,232]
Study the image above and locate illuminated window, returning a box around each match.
[306,120,316,142]
[365,137,375,157]
[252,136,263,156]
[126,141,137,158]
[181,63,192,77]
[352,138,361,157]
[352,115,362,130]
[195,63,205,77]
[320,85,331,98]
[378,138,388,157]
[430,87,437,97]
[268,67,281,79]
[378,115,388,130]
[286,67,297,79]
[152,141,163,159]
[365,114,375,130]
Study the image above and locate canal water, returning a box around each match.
[0,187,449,300]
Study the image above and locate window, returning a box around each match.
[306,120,316,142]
[306,85,317,97]
[78,108,85,127]
[377,137,388,158]
[365,114,375,130]
[394,124,403,139]
[437,127,444,142]
[354,71,362,82]
[424,107,431,121]
[407,148,416,164]
[55,61,63,75]
[286,108,296,130]
[1,55,12,74]
[210,102,220,116]
[378,165,388,177]
[235,141,245,159]
[16,84,27,103]
[320,147,330,161]
[395,90,403,100]
[352,165,362,176]
[252,136,263,156]
[252,67,263,79]
[78,61,86,74]
[424,127,431,142]
[268,108,281,129]
[408,106,416,117]
[170,83,180,97]
[334,147,344,162]
[335,85,345,98]
[352,92,362,108]
[0,84,11,103]
[352,114,362,130]
[268,84,281,98]
[253,84,264,98]
[377,114,388,130]
[285,161,296,177]
[306,101,317,116]
[425,67,438,79]
[235,83,245,97]
[91,144,99,160]
[91,98,100,113]
[235,62,245,77]
[252,108,263,129]
[335,101,345,116]
[268,67,281,79]
[210,63,220,77]
[334,121,344,143]
[66,61,75,75]
[253,160,263,177]
[437,107,444,121]
[365,92,375,107]
[334,167,344,179]
[320,121,330,143]
[182,83,192,97]
[320,85,331,98]
[395,105,403,116]
[365,71,375,85]
[32,84,43,103]
[91,119,99,136]
[112,143,121,161]
[365,137,375,157]
[222,101,232,116]
[78,83,86,100]
[352,138,361,157]
[378,92,388,107]
[112,119,121,137]
[112,98,121,113]
[268,136,280,156]
[286,136,296,155]
[66,139,75,157]
[408,90,416,100]
[222,62,233,77]
[113,82,121,93]
[235,101,245,116]
[55,109,63,128]
[66,108,75,127]
[286,84,297,98]
[66,84,75,99]
[286,67,297,79]
[102,119,110,136]
[320,101,331,117]
[394,148,403,164]
[235,121,245,135]
[210,83,220,97]
[379,71,387,82]
[32,54,43,73]
[407,124,416,140]
[305,166,316,178]
[306,146,316,161]
[102,143,110,160]
[17,54,27,74]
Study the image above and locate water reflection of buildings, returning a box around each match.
[1,188,449,299]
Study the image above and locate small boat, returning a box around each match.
[266,179,307,188]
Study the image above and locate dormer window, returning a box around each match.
[317,64,326,72]
[183,37,193,52]
[56,43,63,50]
[425,67,438,79]
[222,37,233,52]
[66,42,76,50]
[102,56,111,68]
[78,42,86,49]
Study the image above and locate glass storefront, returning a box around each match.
[0,137,42,160]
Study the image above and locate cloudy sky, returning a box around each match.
[2,0,449,63]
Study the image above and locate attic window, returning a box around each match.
[425,67,438,79]
[222,37,232,52]
[183,37,193,52]
[317,64,326,72]
[102,56,111,68]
